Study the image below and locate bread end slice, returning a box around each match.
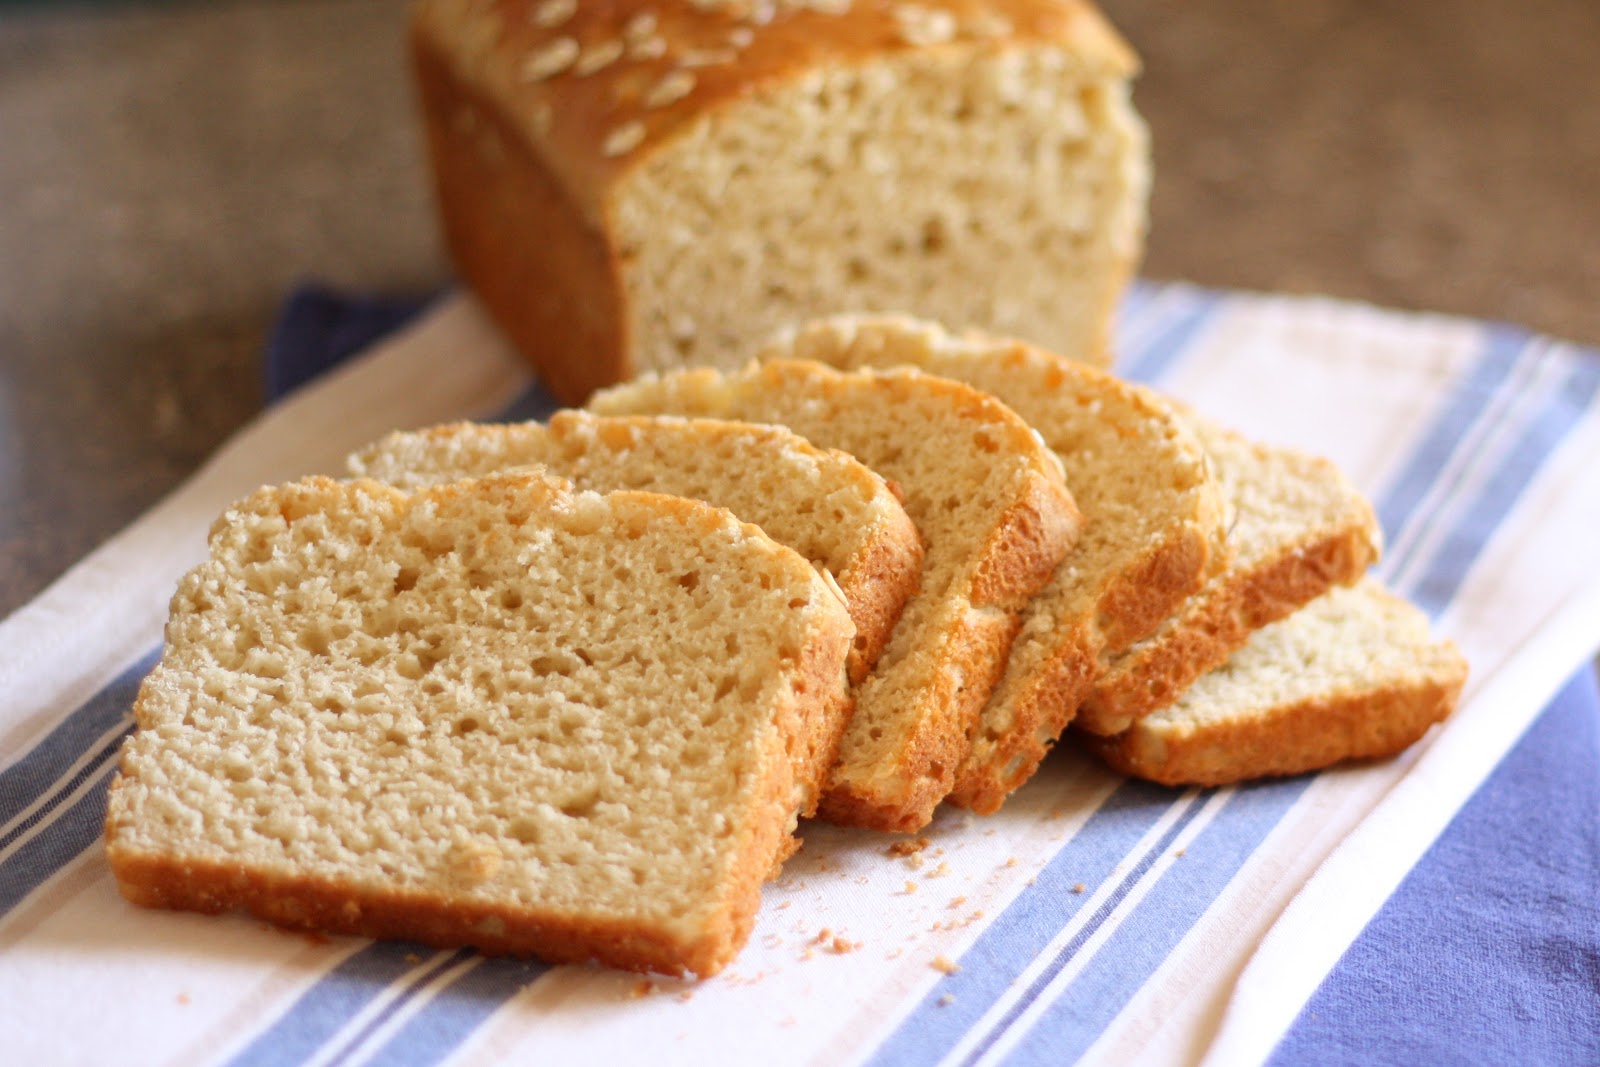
[1086,579,1468,787]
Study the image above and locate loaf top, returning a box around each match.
[106,472,854,976]
[412,0,1136,196]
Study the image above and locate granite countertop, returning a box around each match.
[2,0,1597,619]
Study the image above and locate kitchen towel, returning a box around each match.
[2,282,1597,1066]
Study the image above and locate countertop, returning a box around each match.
[2,0,1597,619]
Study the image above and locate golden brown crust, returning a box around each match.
[1093,522,1218,652]
[836,518,926,686]
[818,603,1017,831]
[413,0,1137,197]
[968,469,1083,610]
[1085,652,1468,787]
[106,844,738,977]
[947,617,1096,814]
[1076,519,1382,736]
[412,28,627,403]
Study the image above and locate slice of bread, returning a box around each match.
[591,359,1081,831]
[347,411,923,686]
[411,0,1147,402]
[1077,417,1383,736]
[765,315,1231,813]
[104,472,854,978]
[1085,578,1468,786]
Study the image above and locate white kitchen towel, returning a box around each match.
[1,283,1597,1067]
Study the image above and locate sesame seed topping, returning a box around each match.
[531,0,576,29]
[644,70,696,108]
[680,48,737,68]
[519,36,579,81]
[603,120,647,157]
[623,12,659,43]
[573,38,625,76]
[628,36,668,60]
[894,4,957,46]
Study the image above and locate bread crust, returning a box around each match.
[835,516,926,686]
[762,315,1229,814]
[1086,651,1467,787]
[1077,516,1381,736]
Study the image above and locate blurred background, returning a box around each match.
[1,0,1597,618]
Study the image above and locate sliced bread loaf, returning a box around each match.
[765,314,1231,813]
[411,0,1148,402]
[591,359,1081,831]
[347,411,923,685]
[104,472,854,978]
[1085,578,1468,786]
[1077,417,1382,736]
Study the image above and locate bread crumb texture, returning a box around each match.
[104,472,853,977]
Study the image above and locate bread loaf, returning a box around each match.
[591,358,1081,831]
[348,410,923,684]
[410,0,1149,402]
[1086,578,1467,786]
[1077,417,1382,736]
[761,314,1230,813]
[104,473,854,978]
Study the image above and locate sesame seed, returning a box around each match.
[623,12,659,43]
[519,36,579,81]
[602,121,647,157]
[894,4,957,46]
[629,36,668,60]
[573,38,625,76]
[680,48,737,68]
[643,70,694,108]
[531,0,576,28]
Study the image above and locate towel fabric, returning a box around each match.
[1,283,1597,1066]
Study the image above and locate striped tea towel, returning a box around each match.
[2,283,1598,1067]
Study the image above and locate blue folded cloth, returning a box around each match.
[263,282,1600,1065]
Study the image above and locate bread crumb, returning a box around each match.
[901,880,919,894]
[1004,857,1019,867]
[938,993,957,1006]
[1026,876,1037,886]
[176,992,191,1006]
[631,980,657,999]
[828,937,857,954]
[814,928,832,944]
[905,853,925,870]
[947,895,967,909]
[887,947,904,960]
[1072,883,1086,894]
[776,899,793,910]
[931,956,961,975]
[887,837,931,857]
[1175,848,1187,858]
[404,953,422,964]
[928,861,951,878]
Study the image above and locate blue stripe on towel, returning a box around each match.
[863,781,1206,1066]
[359,955,552,1067]
[1404,348,1600,616]
[0,649,154,829]
[225,943,467,1067]
[1003,776,1316,1066]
